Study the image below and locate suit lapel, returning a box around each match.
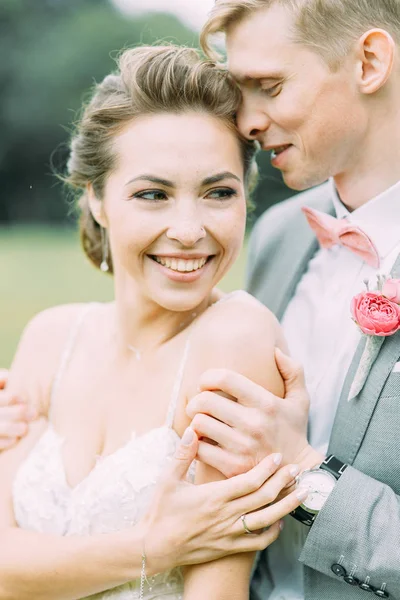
[272,199,334,321]
[329,252,400,463]
[275,237,319,321]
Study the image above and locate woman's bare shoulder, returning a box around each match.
[198,290,283,357]
[188,290,286,396]
[8,303,90,414]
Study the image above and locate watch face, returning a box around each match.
[298,469,337,512]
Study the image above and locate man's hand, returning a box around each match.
[186,348,323,478]
[0,369,35,450]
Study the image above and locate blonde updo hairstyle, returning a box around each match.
[65,45,258,274]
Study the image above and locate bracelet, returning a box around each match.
[140,543,149,600]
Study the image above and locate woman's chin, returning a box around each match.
[152,292,212,315]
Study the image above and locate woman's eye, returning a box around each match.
[134,190,168,201]
[206,187,237,200]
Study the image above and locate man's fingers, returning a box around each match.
[242,487,309,533]
[274,348,306,395]
[0,404,30,422]
[0,369,9,389]
[0,437,18,451]
[0,421,28,438]
[168,427,199,482]
[0,392,23,408]
[196,440,253,479]
[190,413,239,452]
[198,369,272,408]
[187,391,242,426]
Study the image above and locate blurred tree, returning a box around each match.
[0,0,293,225]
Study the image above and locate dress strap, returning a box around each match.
[165,336,192,429]
[49,303,97,420]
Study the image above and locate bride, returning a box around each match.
[0,46,306,599]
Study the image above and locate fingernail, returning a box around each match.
[296,487,309,501]
[181,427,195,446]
[289,465,300,477]
[279,520,285,531]
[273,453,283,465]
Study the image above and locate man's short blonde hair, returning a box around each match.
[201,0,400,69]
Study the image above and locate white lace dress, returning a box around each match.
[12,303,193,600]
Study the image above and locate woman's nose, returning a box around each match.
[166,215,207,247]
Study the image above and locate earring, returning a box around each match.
[100,226,109,272]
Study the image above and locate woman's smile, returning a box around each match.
[148,253,216,283]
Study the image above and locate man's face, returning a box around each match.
[226,4,368,191]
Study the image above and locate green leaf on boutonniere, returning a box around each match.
[348,335,385,401]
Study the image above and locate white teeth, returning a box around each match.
[153,256,208,272]
[271,145,289,157]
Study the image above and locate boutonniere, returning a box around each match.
[348,277,400,401]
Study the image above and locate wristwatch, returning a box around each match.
[291,455,348,526]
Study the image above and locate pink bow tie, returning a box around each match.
[302,206,380,269]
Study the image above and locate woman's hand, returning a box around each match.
[142,428,308,573]
[0,369,34,450]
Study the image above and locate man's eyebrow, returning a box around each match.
[125,175,175,187]
[201,172,241,186]
[232,72,283,84]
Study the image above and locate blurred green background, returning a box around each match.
[1,0,294,367]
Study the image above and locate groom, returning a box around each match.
[1,0,400,598]
[194,1,400,599]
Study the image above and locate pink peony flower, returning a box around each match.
[382,279,400,304]
[351,291,400,337]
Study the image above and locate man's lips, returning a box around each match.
[263,144,293,157]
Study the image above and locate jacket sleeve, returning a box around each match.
[299,465,400,598]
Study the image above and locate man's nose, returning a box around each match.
[236,92,272,141]
[166,213,207,247]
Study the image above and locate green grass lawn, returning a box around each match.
[0,226,248,368]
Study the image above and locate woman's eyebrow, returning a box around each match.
[125,175,174,187]
[125,172,241,188]
[202,172,241,186]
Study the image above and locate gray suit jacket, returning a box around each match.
[247,183,400,600]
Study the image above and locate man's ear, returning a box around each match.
[87,183,107,228]
[355,28,395,94]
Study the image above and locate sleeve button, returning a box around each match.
[374,590,389,598]
[344,576,360,586]
[331,564,347,577]
[359,582,373,591]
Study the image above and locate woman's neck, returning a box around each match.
[111,285,217,358]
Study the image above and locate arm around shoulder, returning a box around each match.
[181,292,287,599]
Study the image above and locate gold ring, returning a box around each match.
[241,514,253,535]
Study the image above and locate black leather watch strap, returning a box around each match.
[320,455,348,480]
[290,504,315,526]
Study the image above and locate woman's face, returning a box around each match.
[97,112,247,312]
